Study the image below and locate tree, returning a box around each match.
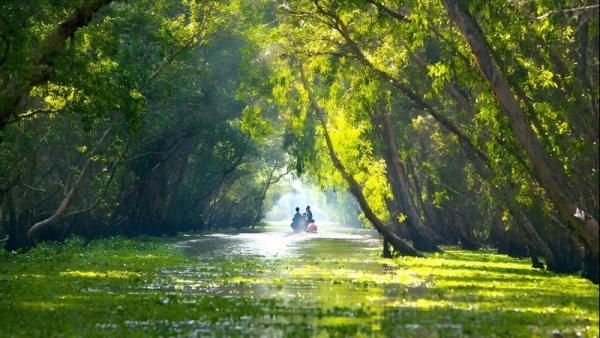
[297,59,423,257]
[440,0,598,282]
[0,0,288,249]
[0,0,115,133]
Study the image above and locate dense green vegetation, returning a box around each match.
[1,1,598,335]
[0,0,598,288]
[1,232,598,337]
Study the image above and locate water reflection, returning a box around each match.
[175,223,381,259]
[166,224,412,308]
[146,223,429,336]
[115,224,598,337]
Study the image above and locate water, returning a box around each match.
[140,222,422,336]
[171,222,392,297]
[176,222,381,259]
[118,222,599,337]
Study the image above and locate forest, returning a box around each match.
[0,0,598,288]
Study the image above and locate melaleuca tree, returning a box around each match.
[359,0,598,279]
[240,0,598,280]
[240,0,434,255]
[0,0,285,248]
[425,0,598,281]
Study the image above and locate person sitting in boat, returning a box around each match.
[305,205,317,232]
[305,205,314,223]
[291,207,303,232]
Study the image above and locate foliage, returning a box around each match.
[0,0,290,245]
[236,0,598,277]
[0,0,598,284]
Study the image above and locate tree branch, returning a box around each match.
[0,0,114,134]
[535,4,599,21]
[27,117,116,239]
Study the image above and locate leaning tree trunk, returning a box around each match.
[27,120,114,240]
[374,113,441,252]
[424,43,573,273]
[440,0,599,259]
[26,157,91,240]
[514,209,557,269]
[297,60,423,257]
[461,133,559,269]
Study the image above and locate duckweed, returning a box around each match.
[0,231,597,337]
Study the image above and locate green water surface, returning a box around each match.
[0,223,598,337]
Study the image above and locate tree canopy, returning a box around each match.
[0,0,597,282]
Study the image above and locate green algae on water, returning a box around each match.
[0,234,598,337]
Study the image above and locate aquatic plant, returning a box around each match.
[0,234,597,337]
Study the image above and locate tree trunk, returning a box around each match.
[5,190,33,251]
[423,178,455,243]
[405,158,425,218]
[543,221,585,274]
[374,113,441,252]
[26,157,91,239]
[382,238,393,258]
[425,43,577,275]
[27,119,114,240]
[447,200,480,250]
[442,0,598,284]
[384,196,412,240]
[440,0,599,260]
[160,142,193,230]
[298,60,423,257]
[461,136,559,269]
[513,209,556,269]
[251,160,286,229]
